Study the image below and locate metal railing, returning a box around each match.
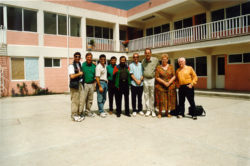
[86,37,115,52]
[128,14,250,52]
[0,25,7,45]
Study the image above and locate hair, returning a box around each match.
[144,48,152,54]
[110,56,117,60]
[99,54,106,59]
[133,53,139,58]
[85,52,92,58]
[74,52,81,57]
[161,54,169,60]
[120,56,126,61]
[178,57,186,62]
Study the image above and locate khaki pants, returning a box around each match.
[70,84,84,117]
[81,83,95,113]
[143,78,155,112]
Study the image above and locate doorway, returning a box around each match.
[216,56,225,89]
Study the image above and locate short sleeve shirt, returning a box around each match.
[129,62,143,86]
[82,62,96,83]
[95,63,107,81]
[142,57,159,79]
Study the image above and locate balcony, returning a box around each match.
[0,25,7,56]
[128,14,250,52]
[86,37,115,52]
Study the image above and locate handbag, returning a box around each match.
[188,105,206,116]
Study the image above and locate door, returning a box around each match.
[216,56,225,89]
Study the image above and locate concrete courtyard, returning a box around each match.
[0,93,249,166]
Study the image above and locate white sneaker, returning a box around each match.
[151,111,156,117]
[145,111,151,117]
[87,112,96,117]
[100,112,106,118]
[139,111,144,116]
[132,112,137,117]
[72,115,82,122]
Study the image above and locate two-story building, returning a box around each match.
[0,0,250,96]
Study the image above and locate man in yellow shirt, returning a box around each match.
[176,57,198,120]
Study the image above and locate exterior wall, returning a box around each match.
[44,58,69,93]
[44,35,82,48]
[9,81,40,96]
[225,55,250,91]
[195,77,207,89]
[0,56,10,96]
[7,31,39,46]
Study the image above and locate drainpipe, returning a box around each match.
[67,6,70,92]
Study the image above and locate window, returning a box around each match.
[110,29,113,39]
[11,58,39,80]
[211,9,224,22]
[242,2,250,15]
[94,26,102,38]
[196,57,207,76]
[228,54,242,63]
[44,12,56,34]
[174,59,179,71]
[174,20,182,30]
[7,7,22,31]
[58,15,66,35]
[195,13,206,25]
[218,57,225,75]
[226,5,240,18]
[0,6,3,26]
[120,30,126,40]
[154,26,161,34]
[162,24,170,32]
[243,53,250,63]
[183,17,192,28]
[87,25,94,37]
[24,9,37,32]
[103,27,109,39]
[70,16,80,37]
[146,28,153,36]
[44,58,60,67]
[186,58,195,69]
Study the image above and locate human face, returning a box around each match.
[133,54,139,63]
[99,57,106,66]
[162,57,168,66]
[74,55,81,63]
[120,57,126,66]
[110,58,116,66]
[145,49,151,61]
[86,55,92,65]
[178,59,186,68]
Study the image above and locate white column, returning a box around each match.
[3,6,7,29]
[37,10,44,46]
[113,22,120,52]
[81,16,86,53]
[38,55,45,88]
[207,55,212,89]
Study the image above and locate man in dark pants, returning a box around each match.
[129,53,144,117]
[176,57,198,120]
[113,56,131,117]
[107,56,117,114]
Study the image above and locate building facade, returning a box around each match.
[0,0,250,96]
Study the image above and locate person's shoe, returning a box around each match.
[125,113,131,117]
[151,111,156,117]
[100,112,106,118]
[145,111,151,117]
[116,114,121,118]
[139,111,144,116]
[157,114,162,118]
[87,112,96,117]
[72,115,82,122]
[108,110,113,115]
[132,112,137,117]
[192,116,197,120]
[177,115,183,119]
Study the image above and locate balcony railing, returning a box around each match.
[86,37,115,52]
[0,25,7,45]
[128,14,250,52]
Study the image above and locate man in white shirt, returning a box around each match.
[95,54,108,118]
[68,52,84,122]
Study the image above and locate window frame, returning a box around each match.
[44,58,61,68]
[228,53,250,64]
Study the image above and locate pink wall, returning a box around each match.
[0,56,10,96]
[7,31,38,45]
[44,58,69,93]
[225,55,250,91]
[46,0,127,17]
[195,77,207,89]
[9,81,40,96]
[44,35,82,48]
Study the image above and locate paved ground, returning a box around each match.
[0,93,249,166]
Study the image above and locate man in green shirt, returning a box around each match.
[106,56,117,114]
[81,52,96,117]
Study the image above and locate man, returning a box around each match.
[107,56,117,114]
[113,56,131,117]
[142,48,159,117]
[129,53,144,117]
[81,52,96,117]
[176,57,198,120]
[96,54,108,118]
[68,52,84,122]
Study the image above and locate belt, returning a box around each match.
[85,82,94,84]
[100,79,107,83]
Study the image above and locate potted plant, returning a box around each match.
[88,39,95,50]
[122,40,129,52]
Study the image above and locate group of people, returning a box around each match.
[68,48,198,122]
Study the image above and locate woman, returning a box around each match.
[155,54,176,118]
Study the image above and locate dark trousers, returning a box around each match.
[131,85,143,113]
[115,83,129,115]
[178,85,196,116]
[108,81,116,111]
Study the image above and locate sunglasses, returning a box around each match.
[74,56,81,58]
[133,56,139,58]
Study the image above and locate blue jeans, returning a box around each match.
[96,81,108,113]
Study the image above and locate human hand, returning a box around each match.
[187,84,192,89]
[99,86,104,93]
[164,82,170,87]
